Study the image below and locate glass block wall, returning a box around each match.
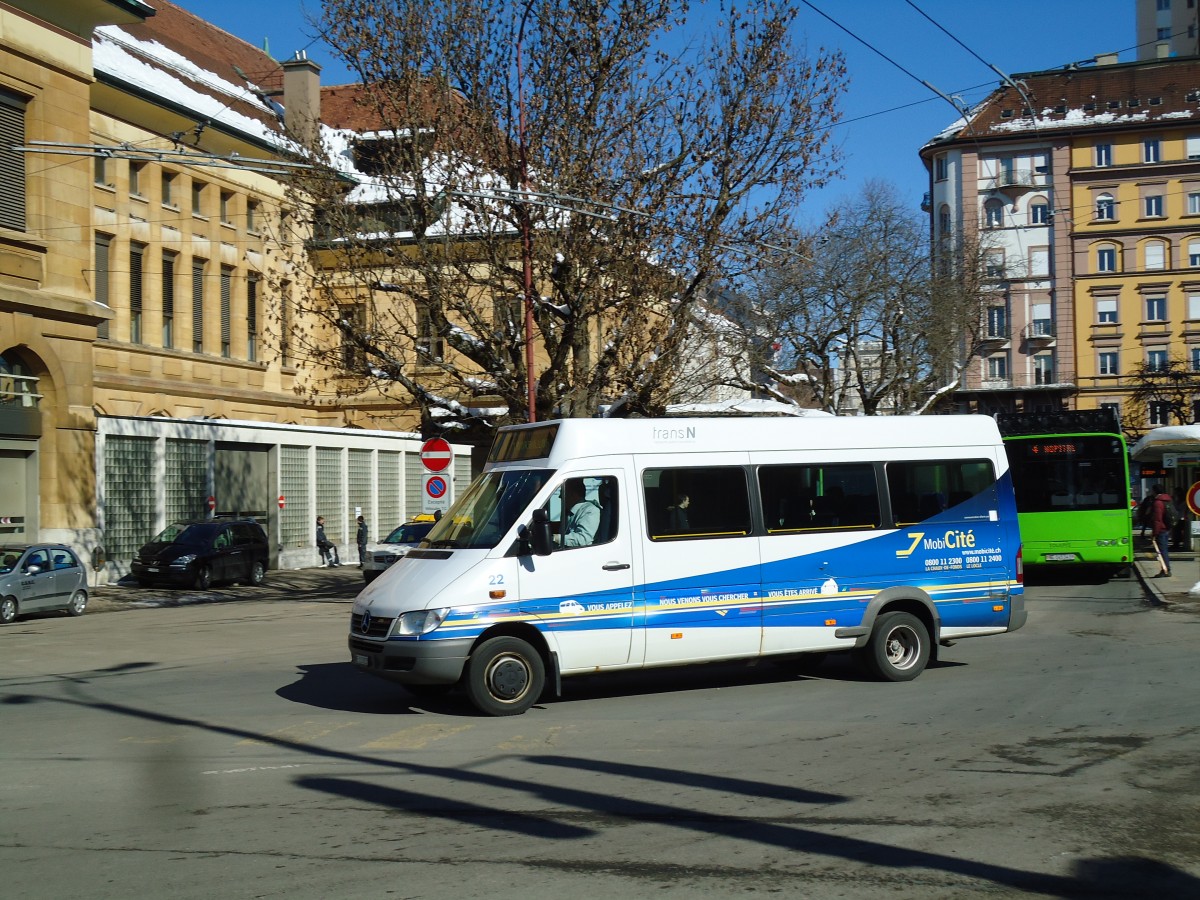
[279,445,310,548]
[404,455,424,518]
[104,436,156,559]
[348,448,372,537]
[165,439,207,524]
[377,450,401,533]
[315,447,344,541]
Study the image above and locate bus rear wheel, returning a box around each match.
[860,612,929,682]
[465,636,545,716]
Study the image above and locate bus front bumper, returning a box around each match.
[347,634,474,685]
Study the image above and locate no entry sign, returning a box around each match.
[420,437,452,472]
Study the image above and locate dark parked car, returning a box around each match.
[132,519,269,590]
[0,543,88,624]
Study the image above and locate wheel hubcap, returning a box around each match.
[885,627,918,669]
[487,654,530,701]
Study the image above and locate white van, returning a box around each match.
[348,416,1025,715]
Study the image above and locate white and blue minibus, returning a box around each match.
[348,416,1026,715]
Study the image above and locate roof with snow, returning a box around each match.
[927,56,1200,148]
[92,0,290,152]
[1130,424,1200,460]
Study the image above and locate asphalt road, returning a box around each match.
[2,571,1198,899]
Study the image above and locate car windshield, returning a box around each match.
[152,523,216,546]
[424,468,553,550]
[383,522,435,544]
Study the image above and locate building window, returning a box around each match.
[341,304,366,370]
[0,90,28,231]
[1150,400,1171,425]
[985,251,1006,278]
[192,181,205,217]
[192,259,205,353]
[987,355,1008,379]
[220,191,233,224]
[1095,193,1116,221]
[162,251,176,349]
[986,306,1008,338]
[1144,195,1164,217]
[938,205,951,234]
[103,436,156,560]
[247,275,258,362]
[1146,241,1166,270]
[415,302,444,363]
[1097,246,1117,272]
[1188,136,1200,159]
[1099,351,1119,375]
[1192,347,1200,371]
[1031,302,1052,336]
[129,243,144,344]
[129,162,144,196]
[1029,247,1050,277]
[1097,298,1119,323]
[1158,26,1173,40]
[934,154,948,181]
[1146,296,1167,321]
[279,280,291,366]
[94,154,109,186]
[1190,294,1200,319]
[1144,139,1161,163]
[984,199,1004,228]
[1030,202,1050,224]
[162,172,176,207]
[247,200,259,232]
[1158,0,1170,11]
[1190,240,1200,266]
[1148,348,1169,371]
[219,265,232,357]
[1034,354,1054,385]
[1095,143,1112,167]
[95,234,111,340]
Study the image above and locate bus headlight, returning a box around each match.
[395,608,450,635]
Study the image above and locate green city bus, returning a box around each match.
[996,410,1133,571]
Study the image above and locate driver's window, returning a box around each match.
[26,550,49,572]
[545,476,618,550]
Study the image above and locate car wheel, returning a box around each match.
[245,560,266,586]
[66,590,88,617]
[0,596,16,625]
[860,611,930,682]
[464,635,545,717]
[193,564,212,591]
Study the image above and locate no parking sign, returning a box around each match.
[1186,481,1200,516]
[423,473,450,513]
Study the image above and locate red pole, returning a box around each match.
[517,8,537,422]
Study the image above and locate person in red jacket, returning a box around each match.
[1148,484,1174,578]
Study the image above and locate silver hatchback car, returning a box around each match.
[0,543,89,624]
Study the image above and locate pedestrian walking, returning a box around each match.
[316,515,341,567]
[1147,484,1175,578]
[356,515,368,568]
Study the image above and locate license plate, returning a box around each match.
[354,654,368,666]
[1044,553,1076,562]
[146,567,159,573]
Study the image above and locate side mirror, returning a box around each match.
[24,564,42,576]
[528,508,553,557]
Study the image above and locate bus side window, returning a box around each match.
[886,459,996,525]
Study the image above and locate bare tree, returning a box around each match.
[1126,357,1200,439]
[279,0,846,438]
[711,181,996,415]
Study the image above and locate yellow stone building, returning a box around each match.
[1,0,470,583]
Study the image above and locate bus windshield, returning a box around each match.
[423,468,554,550]
[1006,435,1127,512]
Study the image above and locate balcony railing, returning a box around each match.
[1023,322,1056,344]
[0,373,40,408]
[985,169,1043,190]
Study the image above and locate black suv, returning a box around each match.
[132,519,269,590]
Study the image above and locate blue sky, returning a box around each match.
[174,0,1135,220]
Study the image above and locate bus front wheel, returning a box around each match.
[860,612,930,682]
[465,636,545,716]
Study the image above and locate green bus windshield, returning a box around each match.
[1005,434,1128,513]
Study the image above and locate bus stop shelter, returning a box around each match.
[1130,424,1200,542]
